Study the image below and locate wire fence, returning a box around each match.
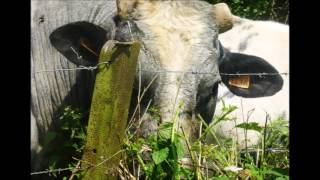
[31,167,74,175]
[30,147,288,176]
[31,45,289,177]
[31,150,124,176]
[32,62,289,77]
[31,48,289,177]
[31,63,289,177]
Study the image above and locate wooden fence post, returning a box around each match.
[81,40,140,180]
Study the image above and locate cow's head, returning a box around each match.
[49,1,283,144]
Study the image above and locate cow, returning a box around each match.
[206,15,289,148]
[31,0,283,171]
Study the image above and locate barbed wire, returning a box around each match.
[32,64,289,76]
[30,167,74,175]
[31,150,124,176]
[32,61,109,74]
[30,147,287,176]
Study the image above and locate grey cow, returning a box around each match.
[208,16,289,148]
[31,0,283,172]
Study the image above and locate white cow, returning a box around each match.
[207,16,289,148]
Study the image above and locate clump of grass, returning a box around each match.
[124,100,289,179]
[123,103,194,179]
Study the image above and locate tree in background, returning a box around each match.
[206,0,289,24]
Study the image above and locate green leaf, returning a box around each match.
[158,122,173,140]
[213,103,238,125]
[145,162,155,177]
[174,137,185,159]
[152,147,169,165]
[236,122,263,132]
[148,135,159,150]
[131,143,141,153]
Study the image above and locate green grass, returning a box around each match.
[40,102,289,179]
[122,101,289,179]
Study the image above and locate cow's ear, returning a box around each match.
[49,21,110,66]
[219,53,283,98]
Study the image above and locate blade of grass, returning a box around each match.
[181,127,202,180]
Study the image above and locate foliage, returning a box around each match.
[206,0,289,24]
[42,106,87,179]
[123,101,289,179]
[123,103,193,179]
[41,101,289,179]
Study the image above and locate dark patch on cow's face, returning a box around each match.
[219,52,283,97]
[49,21,109,66]
[238,32,258,52]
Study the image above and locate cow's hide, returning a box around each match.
[207,16,289,148]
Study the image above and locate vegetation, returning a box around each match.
[41,101,289,179]
[120,102,289,179]
[206,0,289,24]
[41,106,88,179]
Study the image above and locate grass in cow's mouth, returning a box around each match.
[41,103,289,179]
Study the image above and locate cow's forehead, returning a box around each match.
[117,0,209,17]
[116,1,234,35]
[118,0,218,24]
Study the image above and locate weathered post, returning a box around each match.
[81,40,140,179]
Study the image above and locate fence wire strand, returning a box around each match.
[31,167,74,175]
[32,64,289,77]
[30,147,287,175]
[31,150,124,176]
